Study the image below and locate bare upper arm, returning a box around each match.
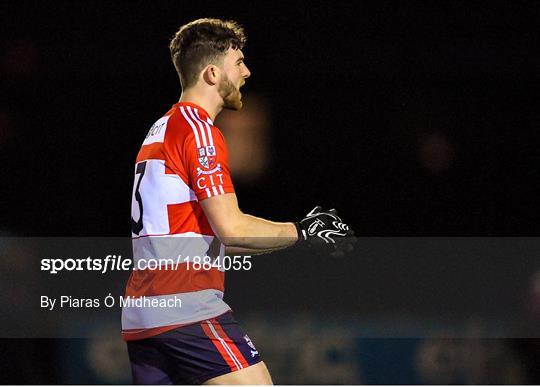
[200,193,297,248]
[199,193,243,240]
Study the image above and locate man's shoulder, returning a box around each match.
[140,112,169,147]
[146,106,195,144]
[167,104,221,141]
[144,103,226,150]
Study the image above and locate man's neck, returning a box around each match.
[179,88,223,121]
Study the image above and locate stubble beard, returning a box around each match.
[218,75,243,111]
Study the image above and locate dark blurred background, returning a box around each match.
[1,0,539,384]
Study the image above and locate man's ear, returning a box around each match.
[202,65,219,85]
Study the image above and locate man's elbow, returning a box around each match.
[214,218,249,247]
[216,229,248,248]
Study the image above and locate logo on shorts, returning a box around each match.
[198,146,216,169]
[244,335,259,357]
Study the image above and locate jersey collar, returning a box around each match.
[174,102,213,125]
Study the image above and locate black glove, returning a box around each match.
[295,206,356,256]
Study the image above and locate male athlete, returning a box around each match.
[122,18,354,385]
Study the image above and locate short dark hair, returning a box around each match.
[169,18,247,89]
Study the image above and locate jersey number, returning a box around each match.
[131,161,147,235]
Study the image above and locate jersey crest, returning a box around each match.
[198,146,217,169]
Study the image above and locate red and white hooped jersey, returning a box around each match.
[122,102,235,341]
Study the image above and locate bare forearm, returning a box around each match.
[200,193,298,250]
[225,243,292,256]
[222,214,298,249]
[224,246,278,256]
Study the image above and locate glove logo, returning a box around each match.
[297,206,356,255]
[332,221,349,231]
[308,219,325,236]
[316,229,348,244]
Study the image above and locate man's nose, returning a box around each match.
[243,65,251,79]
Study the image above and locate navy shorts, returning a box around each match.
[127,312,262,385]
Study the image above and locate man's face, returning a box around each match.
[218,47,251,110]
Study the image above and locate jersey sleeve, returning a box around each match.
[182,126,235,201]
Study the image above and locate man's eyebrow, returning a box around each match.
[236,57,244,63]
